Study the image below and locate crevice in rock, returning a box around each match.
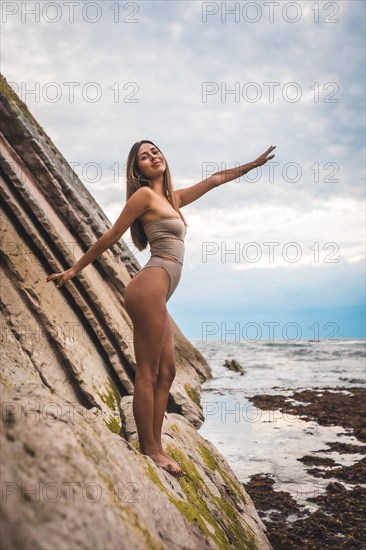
[0,301,55,394]
[0,261,94,409]
[167,393,183,416]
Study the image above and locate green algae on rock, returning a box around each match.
[184,383,201,407]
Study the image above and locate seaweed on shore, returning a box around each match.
[244,386,366,548]
[249,387,366,442]
[244,476,366,550]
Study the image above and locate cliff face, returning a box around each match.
[0,74,272,550]
[0,73,210,428]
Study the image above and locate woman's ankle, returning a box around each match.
[140,444,160,457]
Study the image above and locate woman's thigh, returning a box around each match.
[125,265,170,307]
[124,267,170,373]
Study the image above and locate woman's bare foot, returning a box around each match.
[157,448,183,473]
[145,450,185,477]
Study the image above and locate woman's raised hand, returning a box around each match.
[45,267,76,289]
[252,145,276,168]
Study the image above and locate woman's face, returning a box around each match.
[136,143,166,179]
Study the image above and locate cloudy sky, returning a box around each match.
[3,0,365,339]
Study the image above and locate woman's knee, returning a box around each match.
[135,364,159,386]
[158,361,176,383]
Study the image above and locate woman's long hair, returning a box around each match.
[126,140,188,251]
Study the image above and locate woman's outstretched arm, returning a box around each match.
[45,187,151,289]
[176,145,276,208]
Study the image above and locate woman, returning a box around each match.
[46,140,276,477]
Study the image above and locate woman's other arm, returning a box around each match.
[46,187,151,288]
[175,145,276,208]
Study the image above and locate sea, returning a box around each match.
[192,338,366,515]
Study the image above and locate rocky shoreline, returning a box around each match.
[243,386,366,549]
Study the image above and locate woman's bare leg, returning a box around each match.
[124,267,183,476]
[153,316,180,465]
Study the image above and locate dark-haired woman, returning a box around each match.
[46,141,276,476]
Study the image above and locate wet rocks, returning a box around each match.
[223,359,245,375]
[249,387,366,442]
[245,386,366,548]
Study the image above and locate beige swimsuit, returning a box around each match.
[137,216,187,302]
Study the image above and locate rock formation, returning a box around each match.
[223,359,245,376]
[0,74,272,549]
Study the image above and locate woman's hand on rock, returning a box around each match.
[45,267,77,289]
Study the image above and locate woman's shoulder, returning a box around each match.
[129,186,155,206]
[133,186,153,197]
